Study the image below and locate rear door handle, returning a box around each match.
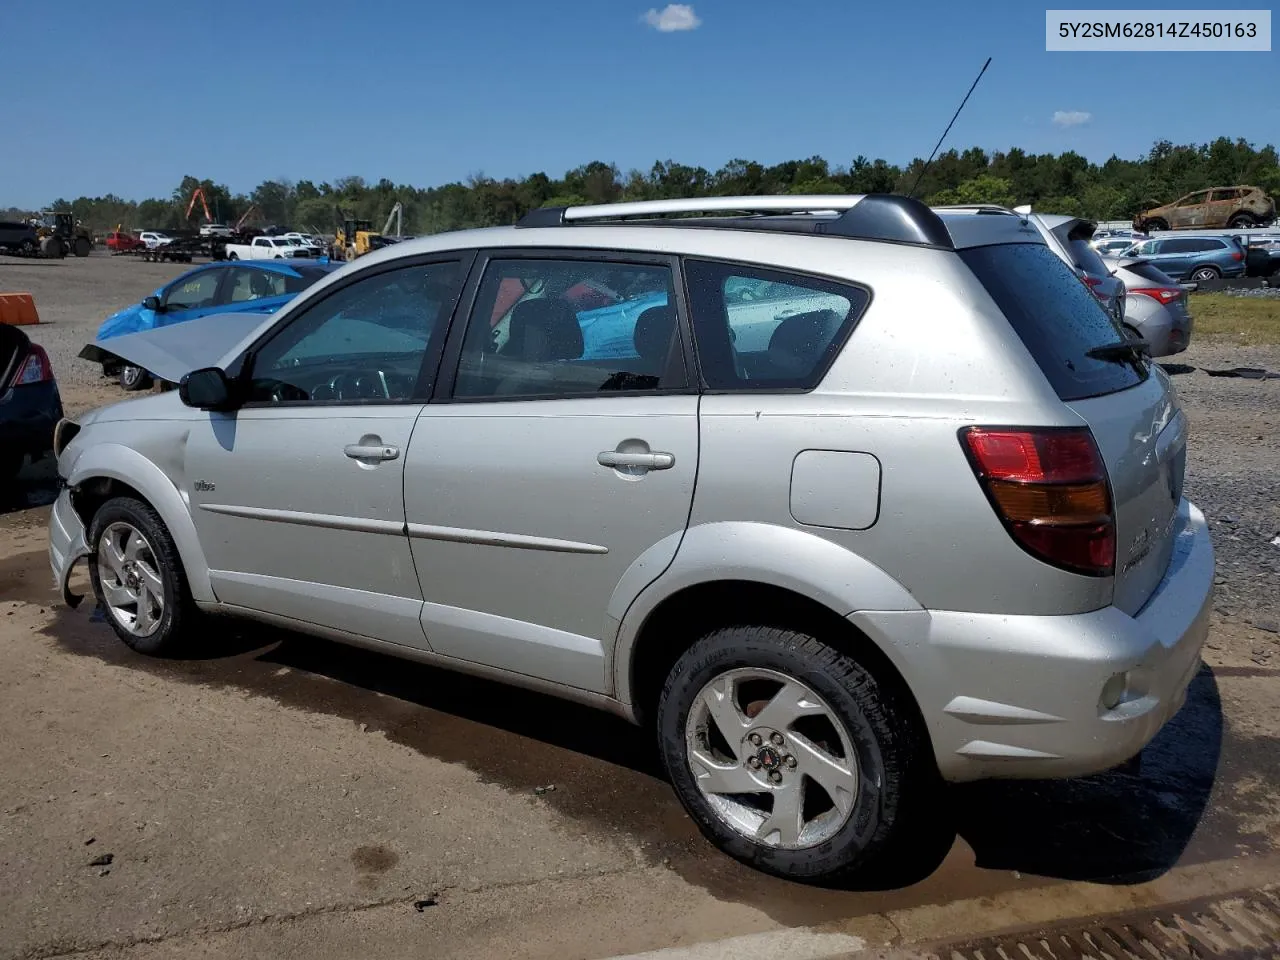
[344,443,400,462]
[597,451,675,470]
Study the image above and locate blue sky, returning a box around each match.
[2,0,1276,206]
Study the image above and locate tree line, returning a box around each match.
[5,137,1277,239]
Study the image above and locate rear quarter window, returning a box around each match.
[684,260,869,391]
[960,243,1147,401]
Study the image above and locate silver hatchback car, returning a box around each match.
[50,195,1213,883]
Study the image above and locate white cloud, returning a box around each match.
[1052,110,1092,128]
[642,3,701,31]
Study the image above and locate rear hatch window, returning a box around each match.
[960,243,1147,401]
[1064,233,1110,277]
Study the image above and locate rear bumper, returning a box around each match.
[854,499,1213,782]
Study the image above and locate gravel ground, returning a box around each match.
[1165,341,1280,633]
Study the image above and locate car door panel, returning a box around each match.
[404,251,697,694]
[187,405,427,645]
[184,255,471,646]
[405,396,698,692]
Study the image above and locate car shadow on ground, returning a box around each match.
[45,604,1226,895]
[196,623,1225,887]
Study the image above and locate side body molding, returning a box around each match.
[67,441,216,603]
[609,521,922,705]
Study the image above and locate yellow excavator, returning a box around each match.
[332,207,377,261]
[331,202,405,261]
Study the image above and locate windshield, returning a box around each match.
[961,243,1147,401]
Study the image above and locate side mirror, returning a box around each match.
[179,367,238,411]
[141,295,161,311]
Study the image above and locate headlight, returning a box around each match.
[52,418,80,457]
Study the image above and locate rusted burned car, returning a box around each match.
[1134,185,1275,232]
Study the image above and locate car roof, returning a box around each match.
[340,196,1049,264]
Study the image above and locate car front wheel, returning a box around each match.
[1190,265,1221,281]
[658,626,920,883]
[88,497,196,656]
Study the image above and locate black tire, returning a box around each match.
[1145,218,1168,232]
[73,236,91,257]
[1190,265,1221,281]
[88,496,196,656]
[1227,214,1255,229]
[227,252,239,260]
[41,236,65,259]
[119,364,154,391]
[658,626,920,883]
[18,238,36,256]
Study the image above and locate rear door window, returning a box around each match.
[684,260,868,390]
[960,243,1147,401]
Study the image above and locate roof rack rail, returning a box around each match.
[930,203,1018,215]
[517,194,954,249]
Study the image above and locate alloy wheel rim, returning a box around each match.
[97,522,165,637]
[684,667,859,850]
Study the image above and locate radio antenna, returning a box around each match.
[909,57,992,198]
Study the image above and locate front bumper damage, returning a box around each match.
[48,487,91,607]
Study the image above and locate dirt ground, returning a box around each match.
[2,252,1279,959]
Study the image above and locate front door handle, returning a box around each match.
[344,442,400,462]
[597,450,675,471]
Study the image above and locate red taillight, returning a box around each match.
[12,345,54,386]
[961,427,1115,577]
[1131,286,1182,306]
[1081,275,1107,300]
[1231,251,1244,261]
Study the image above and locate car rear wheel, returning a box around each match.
[1145,218,1168,232]
[1190,265,1221,281]
[1227,214,1256,229]
[88,497,197,656]
[119,364,153,391]
[227,252,239,260]
[18,238,36,256]
[658,626,920,883]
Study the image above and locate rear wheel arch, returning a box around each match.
[624,579,929,751]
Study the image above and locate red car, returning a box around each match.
[105,231,144,253]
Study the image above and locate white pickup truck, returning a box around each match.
[224,236,311,260]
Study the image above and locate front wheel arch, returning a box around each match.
[67,449,215,602]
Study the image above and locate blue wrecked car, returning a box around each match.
[81,260,342,390]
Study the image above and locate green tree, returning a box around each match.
[928,175,1017,207]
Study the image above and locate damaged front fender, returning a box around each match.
[49,488,92,608]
